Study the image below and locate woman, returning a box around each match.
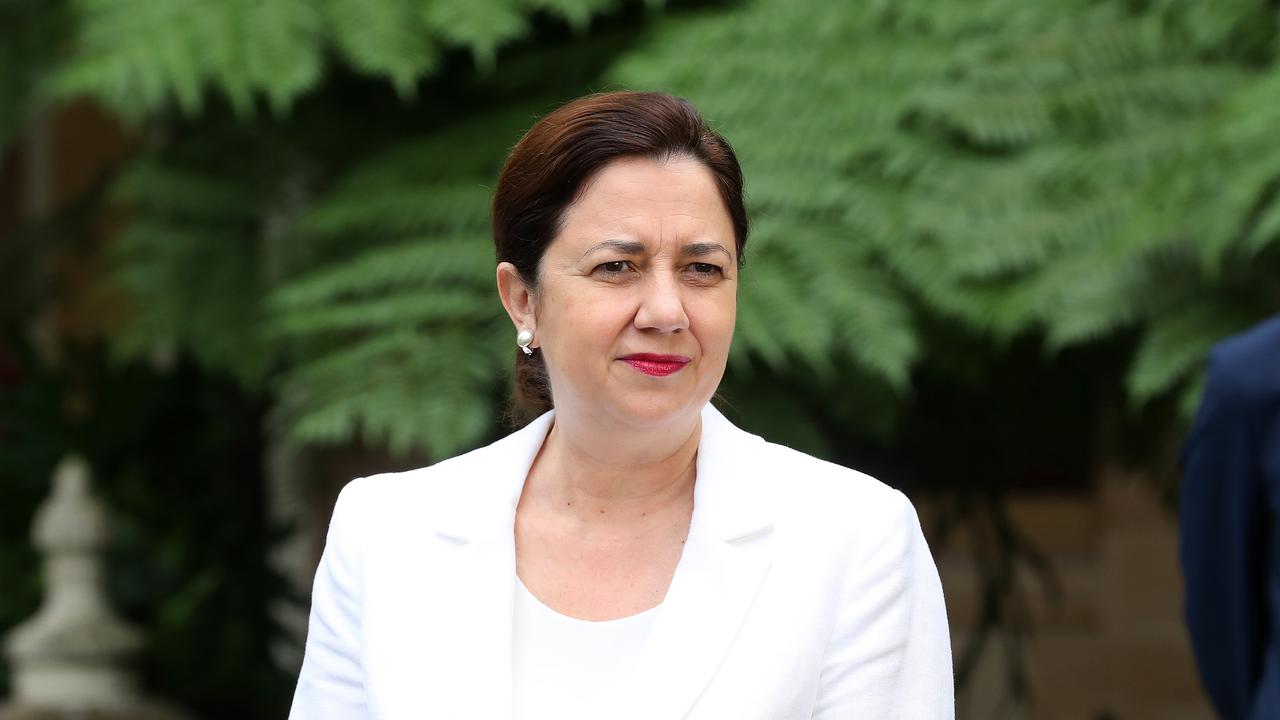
[289,91,954,720]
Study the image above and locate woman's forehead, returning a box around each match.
[555,157,735,250]
[575,155,720,208]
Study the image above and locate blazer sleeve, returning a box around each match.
[813,491,955,719]
[290,481,369,720]
[1180,349,1266,719]
[895,496,955,717]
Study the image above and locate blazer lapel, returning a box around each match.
[386,411,555,720]
[622,405,776,720]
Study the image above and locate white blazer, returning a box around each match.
[289,404,954,719]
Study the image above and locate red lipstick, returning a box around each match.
[621,354,691,377]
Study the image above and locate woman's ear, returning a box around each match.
[496,262,537,337]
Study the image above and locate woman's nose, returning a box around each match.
[633,274,689,334]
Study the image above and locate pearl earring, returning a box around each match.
[516,329,535,356]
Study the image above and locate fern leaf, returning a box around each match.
[324,0,436,95]
[419,0,529,72]
[1126,300,1256,405]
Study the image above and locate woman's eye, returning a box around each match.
[689,262,723,275]
[596,260,631,274]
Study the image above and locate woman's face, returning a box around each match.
[508,154,738,430]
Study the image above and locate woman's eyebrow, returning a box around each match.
[680,242,732,261]
[578,239,732,262]
[579,239,645,260]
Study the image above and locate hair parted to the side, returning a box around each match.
[492,90,750,422]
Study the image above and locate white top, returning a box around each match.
[511,577,661,720]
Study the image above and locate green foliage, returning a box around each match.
[0,0,67,146]
[55,0,323,117]
[270,233,506,456]
[107,134,281,384]
[50,0,638,118]
[323,0,439,95]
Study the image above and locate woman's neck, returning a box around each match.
[521,410,701,525]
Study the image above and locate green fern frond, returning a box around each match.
[113,162,264,220]
[737,255,836,379]
[908,87,1057,149]
[55,0,323,117]
[1036,260,1151,350]
[1148,0,1274,55]
[304,185,494,238]
[1243,199,1280,256]
[111,218,271,383]
[420,0,528,72]
[269,237,493,309]
[281,322,506,457]
[527,0,620,32]
[273,288,499,337]
[1126,301,1256,405]
[940,196,1126,280]
[53,0,649,117]
[240,0,324,113]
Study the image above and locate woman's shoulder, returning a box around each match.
[703,405,918,536]
[707,403,901,504]
[334,445,479,505]
[738,437,936,605]
[758,438,902,502]
[329,419,545,529]
[751,438,917,534]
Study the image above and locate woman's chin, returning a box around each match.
[604,391,707,429]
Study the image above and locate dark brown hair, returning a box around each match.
[492,91,749,420]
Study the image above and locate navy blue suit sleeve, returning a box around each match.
[1180,348,1267,720]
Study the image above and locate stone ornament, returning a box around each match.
[0,456,186,720]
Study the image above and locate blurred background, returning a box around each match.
[1,0,1278,718]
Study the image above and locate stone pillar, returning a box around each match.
[1,456,186,720]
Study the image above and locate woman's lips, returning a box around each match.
[621,354,691,377]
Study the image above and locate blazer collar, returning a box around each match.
[432,403,775,546]
[691,403,774,542]
[430,409,554,544]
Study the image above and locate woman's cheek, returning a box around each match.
[698,301,736,350]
